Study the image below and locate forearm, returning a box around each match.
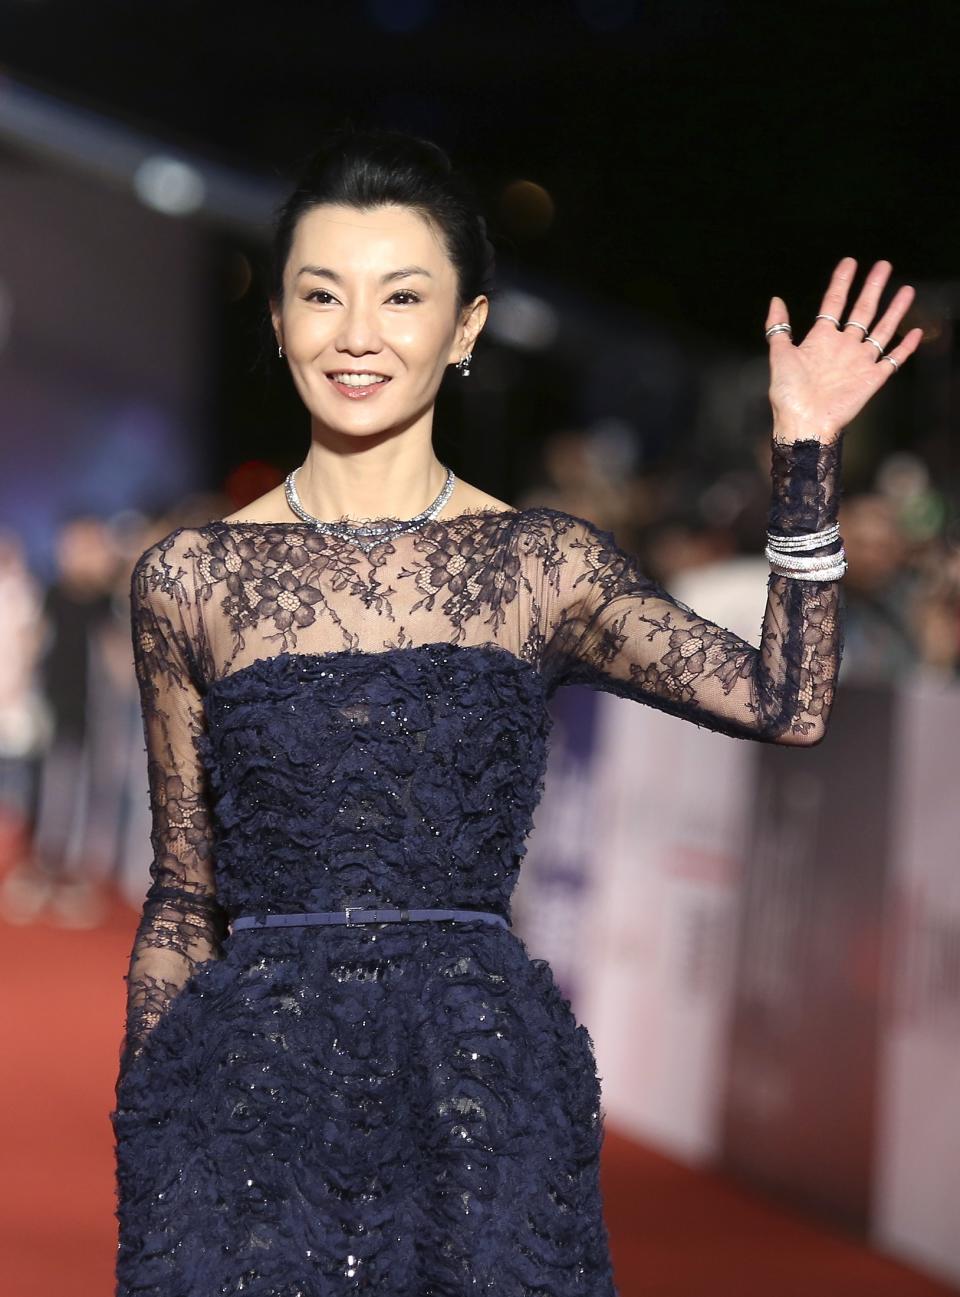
[756,434,845,743]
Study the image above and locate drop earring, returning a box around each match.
[277,343,285,359]
[456,351,473,377]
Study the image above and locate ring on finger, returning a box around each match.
[815,313,841,327]
[863,335,885,355]
[843,319,870,335]
[882,354,900,372]
[765,323,792,339]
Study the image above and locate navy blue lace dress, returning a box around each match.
[110,438,844,1297]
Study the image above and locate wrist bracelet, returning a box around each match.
[766,521,840,552]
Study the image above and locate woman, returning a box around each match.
[110,127,922,1295]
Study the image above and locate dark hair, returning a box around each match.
[269,126,496,313]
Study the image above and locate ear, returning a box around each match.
[448,295,489,364]
[269,297,283,349]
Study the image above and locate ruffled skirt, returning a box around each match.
[110,922,617,1296]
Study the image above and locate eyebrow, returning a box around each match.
[296,265,434,284]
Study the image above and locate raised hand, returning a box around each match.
[764,257,924,443]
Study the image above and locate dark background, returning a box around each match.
[1,0,957,514]
[2,0,956,332]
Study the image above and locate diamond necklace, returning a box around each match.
[283,464,456,553]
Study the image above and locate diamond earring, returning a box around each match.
[456,351,473,377]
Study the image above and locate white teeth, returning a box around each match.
[330,373,388,387]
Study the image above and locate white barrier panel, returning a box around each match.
[578,691,750,1163]
[512,687,605,1008]
[720,685,895,1228]
[874,675,960,1287]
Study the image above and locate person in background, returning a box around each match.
[4,514,118,927]
[836,493,922,682]
[0,530,50,899]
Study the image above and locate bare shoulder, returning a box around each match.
[220,484,291,524]
[449,481,516,517]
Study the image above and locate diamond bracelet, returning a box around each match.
[765,519,846,581]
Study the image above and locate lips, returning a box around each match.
[326,372,392,401]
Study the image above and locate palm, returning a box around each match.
[765,258,924,441]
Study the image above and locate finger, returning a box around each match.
[843,259,893,334]
[864,283,916,349]
[765,296,793,346]
[875,325,925,375]
[817,256,858,322]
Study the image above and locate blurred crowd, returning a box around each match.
[520,424,960,679]
[0,492,228,930]
[0,433,956,930]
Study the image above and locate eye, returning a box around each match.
[304,288,420,305]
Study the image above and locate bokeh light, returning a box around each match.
[498,179,555,239]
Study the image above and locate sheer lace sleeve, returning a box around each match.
[539,437,845,745]
[118,531,226,1086]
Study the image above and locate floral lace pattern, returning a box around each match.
[121,555,228,1076]
[112,438,844,1295]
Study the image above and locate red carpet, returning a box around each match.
[1,889,955,1297]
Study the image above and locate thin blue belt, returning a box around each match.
[230,907,509,933]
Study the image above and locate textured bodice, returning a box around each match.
[117,438,845,1084]
[199,644,549,924]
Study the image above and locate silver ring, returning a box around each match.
[863,335,884,355]
[765,323,792,339]
[882,354,900,372]
[843,319,870,335]
[815,313,841,327]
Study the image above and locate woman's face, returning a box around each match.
[271,203,487,440]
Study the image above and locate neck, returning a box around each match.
[295,424,449,522]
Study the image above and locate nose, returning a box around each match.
[335,295,384,358]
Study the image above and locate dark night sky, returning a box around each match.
[1,0,957,348]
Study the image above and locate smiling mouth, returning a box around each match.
[325,371,393,401]
[327,372,391,387]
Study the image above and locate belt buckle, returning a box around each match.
[344,906,359,926]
